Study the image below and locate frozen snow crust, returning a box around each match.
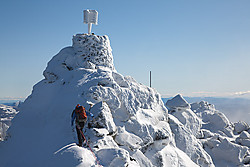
[0,34,198,167]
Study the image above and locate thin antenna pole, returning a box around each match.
[150,71,152,87]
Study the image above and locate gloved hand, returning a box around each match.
[90,113,94,118]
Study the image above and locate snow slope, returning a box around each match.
[0,34,200,167]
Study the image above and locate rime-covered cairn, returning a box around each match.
[0,34,248,166]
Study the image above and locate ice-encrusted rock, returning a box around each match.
[72,34,115,70]
[168,115,215,167]
[239,131,250,139]
[130,150,153,167]
[201,129,214,139]
[166,94,190,110]
[204,136,249,166]
[243,155,250,165]
[94,136,119,149]
[89,101,117,134]
[236,138,250,147]
[236,131,250,147]
[234,121,249,134]
[97,148,134,166]
[170,108,202,137]
[166,94,202,137]
[144,141,199,167]
[193,101,234,137]
[115,126,143,150]
[92,128,109,137]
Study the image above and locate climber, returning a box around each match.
[71,104,94,147]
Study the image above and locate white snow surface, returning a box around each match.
[0,34,198,167]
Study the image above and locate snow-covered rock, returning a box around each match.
[168,115,214,167]
[89,101,117,134]
[236,131,250,147]
[166,94,190,110]
[166,94,202,137]
[234,121,249,134]
[97,148,133,166]
[239,131,250,139]
[204,136,249,166]
[193,101,234,137]
[115,126,143,150]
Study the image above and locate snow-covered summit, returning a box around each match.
[0,34,199,167]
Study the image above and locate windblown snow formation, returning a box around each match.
[0,34,249,167]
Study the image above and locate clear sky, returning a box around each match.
[0,0,250,100]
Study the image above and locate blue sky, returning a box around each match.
[0,0,250,100]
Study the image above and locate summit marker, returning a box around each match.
[84,9,98,34]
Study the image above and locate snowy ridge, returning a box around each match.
[0,34,249,166]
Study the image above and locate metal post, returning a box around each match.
[88,23,92,34]
[150,71,152,87]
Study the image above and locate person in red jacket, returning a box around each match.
[71,104,94,146]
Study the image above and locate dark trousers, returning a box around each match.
[76,119,87,146]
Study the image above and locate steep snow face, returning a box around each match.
[0,34,198,167]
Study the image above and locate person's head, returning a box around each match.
[76,104,80,108]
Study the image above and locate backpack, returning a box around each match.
[75,106,87,120]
